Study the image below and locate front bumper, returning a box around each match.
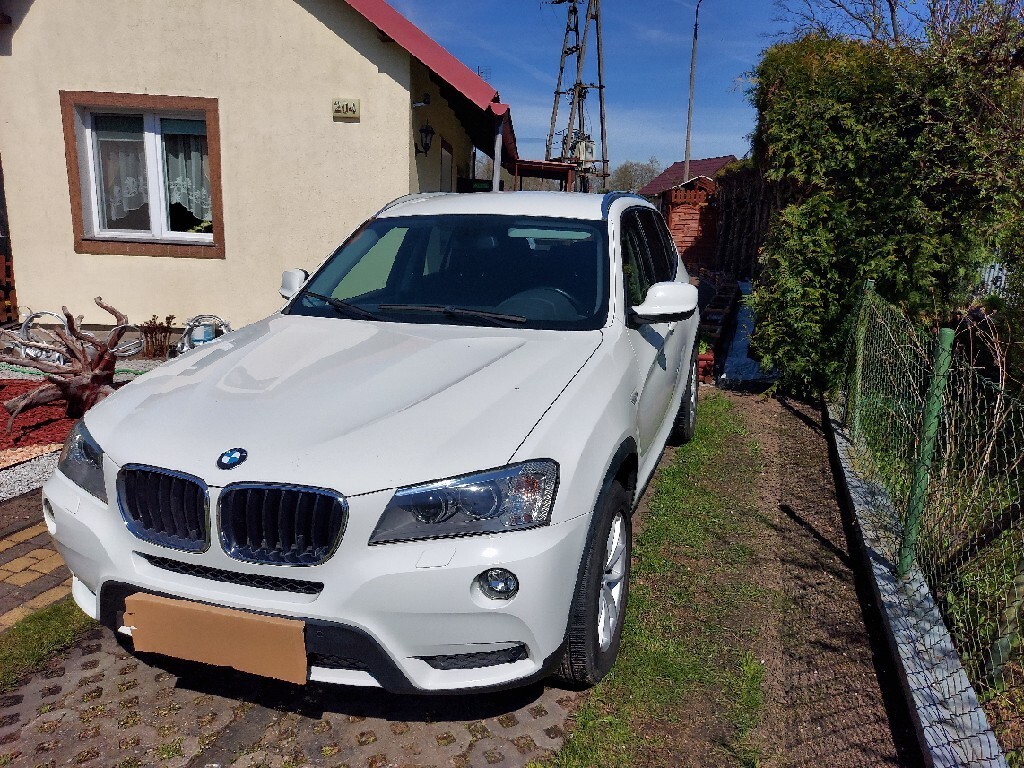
[43,468,590,693]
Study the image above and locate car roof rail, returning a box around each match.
[601,191,652,219]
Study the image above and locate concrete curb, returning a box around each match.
[825,406,1007,768]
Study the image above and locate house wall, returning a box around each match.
[0,0,421,326]
[409,60,474,193]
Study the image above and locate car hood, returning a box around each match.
[87,315,602,496]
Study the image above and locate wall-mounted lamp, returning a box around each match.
[416,121,436,156]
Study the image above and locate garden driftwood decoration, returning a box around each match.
[0,297,133,431]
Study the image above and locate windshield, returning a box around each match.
[286,215,608,331]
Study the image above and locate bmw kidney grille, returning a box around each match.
[218,484,348,566]
[117,466,210,552]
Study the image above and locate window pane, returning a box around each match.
[93,114,150,231]
[621,215,652,306]
[291,215,608,331]
[314,227,408,302]
[162,118,212,233]
[638,210,674,283]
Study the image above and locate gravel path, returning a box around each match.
[0,358,164,383]
[0,453,58,504]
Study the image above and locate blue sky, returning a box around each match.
[389,0,787,170]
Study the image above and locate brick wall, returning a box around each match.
[662,180,719,273]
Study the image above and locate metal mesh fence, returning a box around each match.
[839,284,1024,765]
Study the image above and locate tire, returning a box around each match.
[671,350,699,445]
[555,480,632,687]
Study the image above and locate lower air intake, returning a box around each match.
[417,644,529,670]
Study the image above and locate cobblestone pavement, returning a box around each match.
[0,627,578,767]
[0,522,71,632]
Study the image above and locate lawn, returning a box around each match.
[544,392,771,767]
[0,597,97,692]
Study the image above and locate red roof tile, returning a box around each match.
[638,155,738,197]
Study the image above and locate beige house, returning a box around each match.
[0,0,562,326]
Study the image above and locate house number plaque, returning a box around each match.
[332,99,361,121]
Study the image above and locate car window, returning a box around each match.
[289,215,609,331]
[620,212,652,307]
[336,227,408,298]
[637,208,676,283]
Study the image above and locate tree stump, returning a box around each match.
[0,297,132,431]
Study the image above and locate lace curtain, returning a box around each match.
[163,132,212,223]
[97,138,149,224]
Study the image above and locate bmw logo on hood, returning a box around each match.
[217,448,248,470]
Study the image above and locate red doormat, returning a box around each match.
[0,380,76,449]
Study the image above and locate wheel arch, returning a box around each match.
[604,437,639,513]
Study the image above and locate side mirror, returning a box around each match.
[632,282,699,324]
[280,269,309,300]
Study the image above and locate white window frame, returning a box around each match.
[83,110,213,245]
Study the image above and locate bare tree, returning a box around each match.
[776,0,910,42]
[778,0,1024,44]
[607,157,662,193]
[926,0,1024,47]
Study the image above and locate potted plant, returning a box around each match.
[698,339,715,384]
[139,314,176,359]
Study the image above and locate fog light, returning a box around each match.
[477,568,519,600]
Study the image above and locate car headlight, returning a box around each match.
[369,460,558,544]
[58,421,107,503]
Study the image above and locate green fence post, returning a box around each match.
[897,326,955,578]
[847,280,874,443]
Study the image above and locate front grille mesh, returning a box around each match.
[219,484,347,566]
[118,467,208,552]
[139,553,324,595]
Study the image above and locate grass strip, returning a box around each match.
[548,392,768,768]
[0,597,97,692]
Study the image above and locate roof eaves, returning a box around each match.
[343,0,500,111]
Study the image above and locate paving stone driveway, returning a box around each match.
[0,626,577,768]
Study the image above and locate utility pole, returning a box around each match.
[545,0,608,192]
[683,0,703,185]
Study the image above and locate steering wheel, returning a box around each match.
[537,287,586,315]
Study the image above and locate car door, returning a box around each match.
[621,208,682,455]
[637,206,692,406]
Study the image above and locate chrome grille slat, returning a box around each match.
[219,484,347,566]
[117,466,209,553]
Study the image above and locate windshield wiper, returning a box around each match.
[300,291,380,321]
[377,304,527,327]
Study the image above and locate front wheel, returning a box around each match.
[554,480,632,686]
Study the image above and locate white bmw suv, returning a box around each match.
[44,191,700,693]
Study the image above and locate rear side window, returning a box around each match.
[636,208,676,283]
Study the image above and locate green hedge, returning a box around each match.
[747,18,1024,395]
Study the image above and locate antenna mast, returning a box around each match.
[545,0,609,192]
